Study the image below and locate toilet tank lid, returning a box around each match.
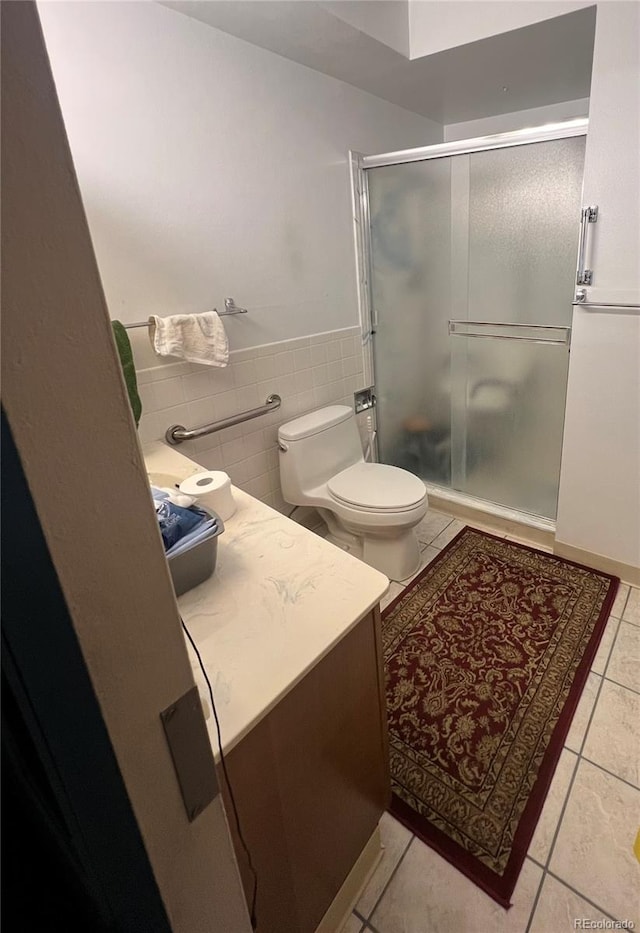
[278,405,353,441]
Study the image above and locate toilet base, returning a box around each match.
[363,532,421,583]
[320,509,421,582]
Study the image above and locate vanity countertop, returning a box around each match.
[143,441,389,757]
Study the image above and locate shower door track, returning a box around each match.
[424,483,557,534]
[359,118,588,169]
[348,118,589,526]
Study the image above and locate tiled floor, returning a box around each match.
[336,510,640,933]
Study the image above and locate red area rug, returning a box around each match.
[382,527,618,907]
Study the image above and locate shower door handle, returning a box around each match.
[576,205,598,286]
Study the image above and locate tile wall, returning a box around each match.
[131,325,366,513]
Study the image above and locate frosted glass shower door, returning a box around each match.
[367,135,585,520]
[368,157,453,483]
[449,322,571,518]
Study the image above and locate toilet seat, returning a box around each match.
[328,462,426,514]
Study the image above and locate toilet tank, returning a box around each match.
[278,406,363,502]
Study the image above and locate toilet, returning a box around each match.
[278,405,428,581]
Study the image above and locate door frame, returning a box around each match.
[1,5,251,930]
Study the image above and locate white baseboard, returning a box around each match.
[554,541,640,586]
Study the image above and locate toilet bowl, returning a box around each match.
[278,405,428,581]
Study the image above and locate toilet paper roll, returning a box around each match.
[179,471,236,522]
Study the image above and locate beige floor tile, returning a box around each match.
[564,671,601,753]
[612,583,631,619]
[591,615,621,675]
[607,622,640,692]
[340,913,363,933]
[430,519,466,549]
[623,586,640,626]
[370,840,542,933]
[381,582,404,612]
[415,511,454,549]
[528,873,610,933]
[549,760,640,925]
[582,680,640,787]
[355,813,412,919]
[528,749,578,864]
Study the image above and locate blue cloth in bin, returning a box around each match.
[155,499,209,551]
[151,486,220,558]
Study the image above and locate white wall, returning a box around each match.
[556,1,640,571]
[322,0,410,56]
[409,0,593,59]
[38,1,441,350]
[445,97,590,141]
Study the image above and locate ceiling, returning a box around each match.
[160,1,596,125]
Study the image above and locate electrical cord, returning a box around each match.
[180,617,258,931]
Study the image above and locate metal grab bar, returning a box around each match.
[576,205,598,286]
[166,394,281,446]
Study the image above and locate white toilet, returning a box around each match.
[278,405,428,581]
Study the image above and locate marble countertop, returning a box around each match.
[143,441,389,757]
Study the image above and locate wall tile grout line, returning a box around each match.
[134,324,369,509]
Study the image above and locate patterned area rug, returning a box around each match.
[383,527,618,907]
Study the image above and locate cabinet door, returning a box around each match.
[220,609,390,933]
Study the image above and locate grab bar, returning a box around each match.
[165,394,281,446]
[576,205,598,286]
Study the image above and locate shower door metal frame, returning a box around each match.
[348,118,588,519]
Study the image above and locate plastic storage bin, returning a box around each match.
[167,511,225,596]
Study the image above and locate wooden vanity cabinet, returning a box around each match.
[218,606,390,933]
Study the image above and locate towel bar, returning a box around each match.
[571,301,640,312]
[166,394,281,446]
[124,302,248,329]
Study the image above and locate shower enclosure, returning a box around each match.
[351,121,587,522]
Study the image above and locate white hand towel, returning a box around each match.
[149,311,229,367]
